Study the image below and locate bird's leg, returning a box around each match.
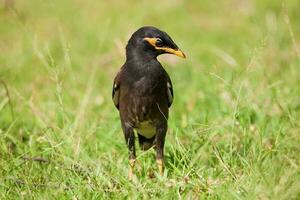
[156,126,167,176]
[122,124,136,180]
[127,133,136,180]
[156,159,163,176]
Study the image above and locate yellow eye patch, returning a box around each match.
[143,37,186,58]
[143,37,158,47]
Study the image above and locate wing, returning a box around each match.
[112,71,120,109]
[166,75,173,107]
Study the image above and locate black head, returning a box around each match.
[126,26,186,60]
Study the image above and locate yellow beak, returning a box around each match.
[162,48,186,58]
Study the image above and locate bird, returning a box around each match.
[112,26,185,179]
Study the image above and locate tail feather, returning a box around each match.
[137,134,155,151]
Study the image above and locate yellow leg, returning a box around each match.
[156,159,164,175]
[129,159,135,180]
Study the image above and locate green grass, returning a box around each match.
[1,0,300,199]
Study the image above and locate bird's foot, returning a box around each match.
[128,159,136,181]
[135,159,142,172]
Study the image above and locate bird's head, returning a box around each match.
[126,26,186,60]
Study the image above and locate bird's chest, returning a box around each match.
[132,71,165,95]
[123,61,165,94]
[130,75,165,115]
[132,76,157,94]
[120,66,167,130]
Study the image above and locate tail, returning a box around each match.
[137,134,155,151]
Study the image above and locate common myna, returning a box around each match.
[112,26,185,178]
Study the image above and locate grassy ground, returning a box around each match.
[1,0,300,199]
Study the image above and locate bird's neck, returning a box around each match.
[125,55,162,76]
[126,55,158,69]
[126,45,157,63]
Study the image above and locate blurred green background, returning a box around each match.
[1,0,300,199]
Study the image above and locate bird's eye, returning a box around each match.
[155,38,164,47]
